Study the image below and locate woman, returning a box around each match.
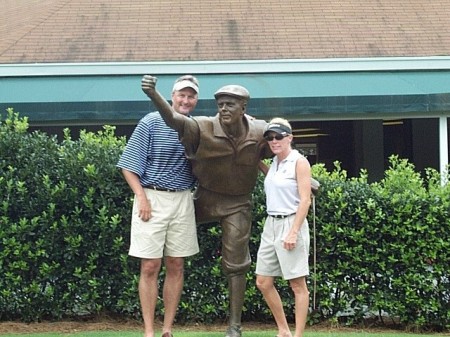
[256,117,312,337]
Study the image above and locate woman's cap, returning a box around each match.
[263,123,292,137]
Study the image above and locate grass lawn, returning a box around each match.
[0,320,446,337]
[0,329,446,337]
[0,330,443,337]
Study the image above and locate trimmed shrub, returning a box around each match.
[0,109,137,321]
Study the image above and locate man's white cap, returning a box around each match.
[173,80,199,94]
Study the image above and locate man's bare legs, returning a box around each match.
[139,258,162,337]
[256,275,292,337]
[139,257,184,337]
[162,256,184,336]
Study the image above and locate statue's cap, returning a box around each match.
[214,85,250,101]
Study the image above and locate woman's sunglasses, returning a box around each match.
[264,134,288,141]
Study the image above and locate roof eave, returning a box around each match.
[2,56,450,77]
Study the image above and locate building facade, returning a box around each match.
[1,1,450,181]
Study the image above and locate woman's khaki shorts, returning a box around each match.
[256,215,310,280]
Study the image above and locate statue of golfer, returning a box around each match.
[142,75,271,337]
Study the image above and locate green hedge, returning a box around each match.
[311,162,449,329]
[1,109,449,330]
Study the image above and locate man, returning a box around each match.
[141,75,271,337]
[117,75,200,337]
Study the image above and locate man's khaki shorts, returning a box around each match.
[128,188,199,259]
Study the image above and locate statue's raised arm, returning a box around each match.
[141,75,185,130]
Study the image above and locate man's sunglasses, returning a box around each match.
[264,134,288,141]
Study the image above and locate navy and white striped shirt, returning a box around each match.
[117,112,196,190]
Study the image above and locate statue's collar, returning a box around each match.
[212,115,259,141]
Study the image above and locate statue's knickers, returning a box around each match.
[194,188,253,327]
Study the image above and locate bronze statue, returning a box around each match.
[142,75,271,337]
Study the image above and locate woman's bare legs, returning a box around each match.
[289,276,309,337]
[256,274,292,337]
